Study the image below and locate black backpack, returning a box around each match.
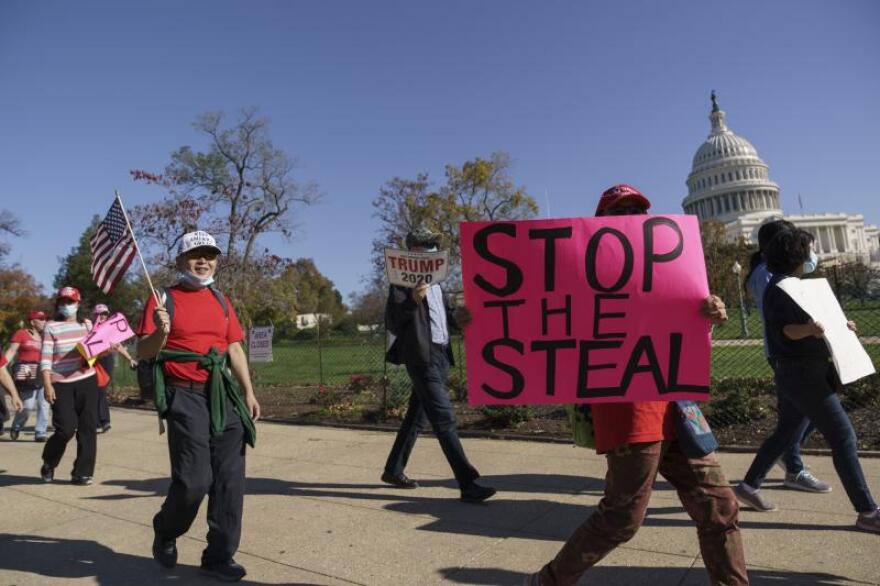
[136,286,229,402]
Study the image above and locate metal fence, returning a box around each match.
[108,299,880,449]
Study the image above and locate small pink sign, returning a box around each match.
[77,313,136,363]
[460,215,712,406]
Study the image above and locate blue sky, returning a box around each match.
[1,0,878,300]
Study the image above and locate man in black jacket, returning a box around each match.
[382,228,495,503]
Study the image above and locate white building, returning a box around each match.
[295,313,332,330]
[682,93,880,264]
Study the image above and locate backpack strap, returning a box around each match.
[208,286,229,318]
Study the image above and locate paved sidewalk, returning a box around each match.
[1,408,878,585]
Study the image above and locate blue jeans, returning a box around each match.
[384,345,479,488]
[12,387,50,436]
[744,359,876,513]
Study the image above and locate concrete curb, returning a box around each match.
[111,403,880,458]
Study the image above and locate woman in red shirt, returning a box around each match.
[4,310,51,441]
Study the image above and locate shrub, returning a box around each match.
[479,405,534,428]
[348,374,374,393]
[293,328,318,341]
[704,389,769,429]
[447,372,468,402]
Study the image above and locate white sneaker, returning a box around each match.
[784,470,832,493]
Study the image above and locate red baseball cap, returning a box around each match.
[28,310,48,320]
[56,286,81,302]
[595,184,652,216]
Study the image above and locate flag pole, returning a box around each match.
[114,189,161,306]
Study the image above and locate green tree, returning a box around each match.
[280,258,347,322]
[700,219,756,306]
[53,217,145,323]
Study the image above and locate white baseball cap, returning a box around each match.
[177,231,222,257]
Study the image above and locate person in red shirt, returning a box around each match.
[526,185,748,586]
[138,230,260,583]
[4,310,51,441]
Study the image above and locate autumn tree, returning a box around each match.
[370,151,538,289]
[0,267,47,341]
[129,108,320,321]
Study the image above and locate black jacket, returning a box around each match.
[384,285,456,367]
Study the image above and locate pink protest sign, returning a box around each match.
[460,215,711,406]
[77,312,136,364]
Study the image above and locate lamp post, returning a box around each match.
[731,261,749,338]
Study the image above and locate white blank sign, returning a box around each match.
[776,277,875,384]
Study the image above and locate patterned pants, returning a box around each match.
[539,441,748,586]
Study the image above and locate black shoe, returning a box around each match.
[101,424,112,433]
[460,482,496,503]
[381,472,419,489]
[10,427,20,441]
[34,435,47,443]
[40,463,54,483]
[200,559,247,582]
[71,475,93,486]
[152,516,177,569]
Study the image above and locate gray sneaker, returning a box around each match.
[734,483,777,512]
[784,470,832,493]
[856,508,880,533]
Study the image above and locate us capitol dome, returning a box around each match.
[682,92,879,264]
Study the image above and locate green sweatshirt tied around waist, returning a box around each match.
[153,347,256,447]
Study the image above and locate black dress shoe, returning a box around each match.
[40,462,54,483]
[460,482,496,503]
[381,472,419,489]
[200,559,247,582]
[152,516,177,569]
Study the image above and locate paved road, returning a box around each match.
[1,408,878,585]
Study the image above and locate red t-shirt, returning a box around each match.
[138,286,244,383]
[11,329,42,363]
[591,401,677,454]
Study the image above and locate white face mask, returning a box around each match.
[802,250,819,274]
[58,303,79,318]
[178,271,215,289]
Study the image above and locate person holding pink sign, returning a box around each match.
[39,286,100,486]
[526,185,748,586]
[92,304,137,434]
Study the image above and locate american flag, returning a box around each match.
[90,198,136,294]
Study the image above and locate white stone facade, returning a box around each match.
[682,94,880,264]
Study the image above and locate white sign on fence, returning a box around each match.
[776,277,876,384]
[248,325,274,363]
[384,247,449,288]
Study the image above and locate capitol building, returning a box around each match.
[682,94,879,264]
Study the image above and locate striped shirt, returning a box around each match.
[40,320,96,383]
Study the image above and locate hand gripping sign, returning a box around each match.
[76,313,136,366]
[384,247,450,288]
[460,215,712,406]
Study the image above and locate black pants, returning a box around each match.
[42,376,99,477]
[384,345,479,487]
[97,386,111,426]
[155,386,246,565]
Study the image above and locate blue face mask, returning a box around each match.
[178,271,215,289]
[803,250,818,274]
[58,303,78,318]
